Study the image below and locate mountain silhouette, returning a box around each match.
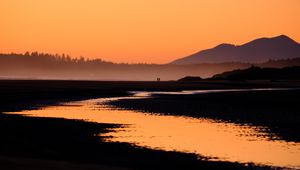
[171,35,300,64]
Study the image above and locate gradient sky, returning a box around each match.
[1,0,299,64]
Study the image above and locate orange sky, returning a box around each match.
[0,0,299,64]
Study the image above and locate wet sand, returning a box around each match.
[0,156,133,170]
[8,96,299,168]
[1,113,274,170]
[109,89,300,142]
[1,80,299,169]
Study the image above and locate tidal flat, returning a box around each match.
[1,80,299,170]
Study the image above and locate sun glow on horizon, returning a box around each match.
[1,0,299,64]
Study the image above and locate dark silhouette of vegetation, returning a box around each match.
[178,76,203,82]
[260,58,300,67]
[211,66,300,81]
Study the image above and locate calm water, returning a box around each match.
[6,88,300,169]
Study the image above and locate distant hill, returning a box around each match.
[171,35,300,64]
[211,66,300,80]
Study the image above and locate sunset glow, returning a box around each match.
[1,0,299,63]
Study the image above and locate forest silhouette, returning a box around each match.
[1,52,300,80]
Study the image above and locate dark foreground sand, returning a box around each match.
[0,156,132,170]
[1,80,297,170]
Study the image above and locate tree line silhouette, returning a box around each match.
[1,52,300,80]
[212,65,300,80]
[0,52,113,67]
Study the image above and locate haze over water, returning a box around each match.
[7,89,300,169]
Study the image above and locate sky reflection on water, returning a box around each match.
[6,89,300,169]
